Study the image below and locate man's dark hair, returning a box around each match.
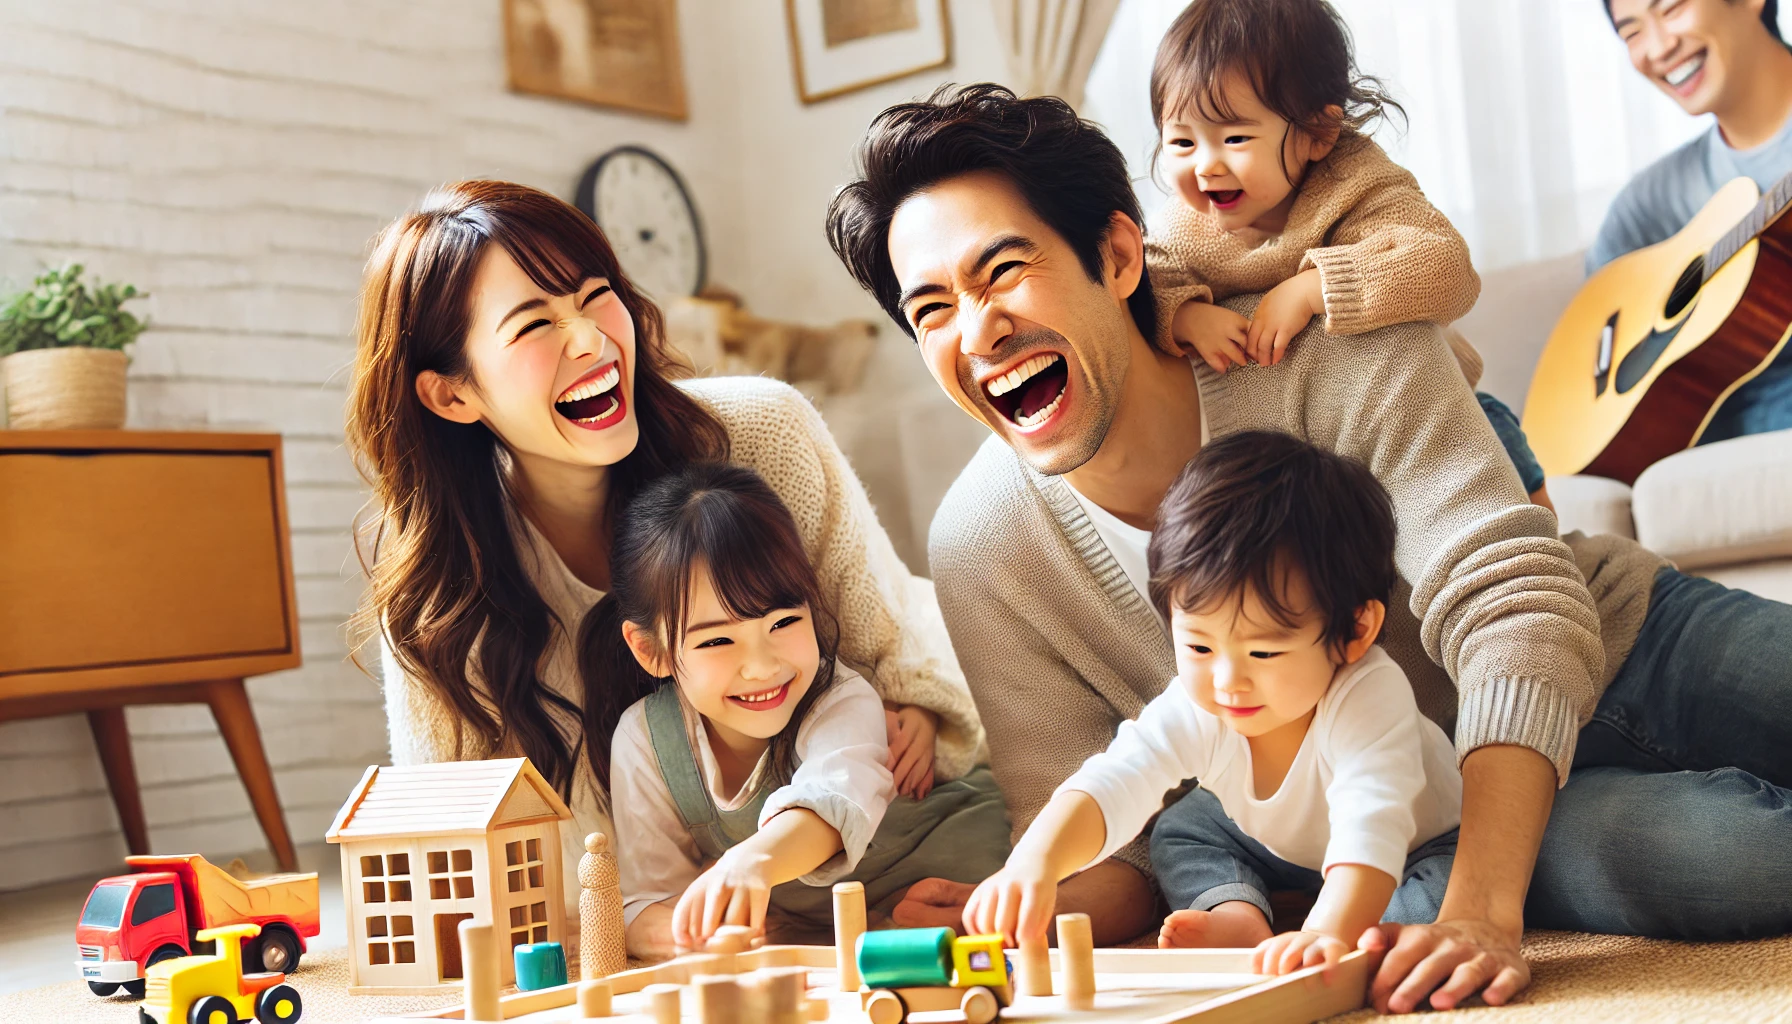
[1602,0,1784,43]
[827,83,1157,342]
[1148,430,1396,656]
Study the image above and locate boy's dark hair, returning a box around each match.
[1148,431,1396,656]
[827,83,1157,343]
[577,462,840,789]
[1151,0,1405,139]
[1602,0,1784,44]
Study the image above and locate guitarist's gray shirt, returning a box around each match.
[929,297,1668,867]
[1588,113,1792,272]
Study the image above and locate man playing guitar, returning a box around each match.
[1597,0,1792,441]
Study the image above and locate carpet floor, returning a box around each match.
[6,932,1788,1023]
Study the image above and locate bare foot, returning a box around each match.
[1158,902,1274,949]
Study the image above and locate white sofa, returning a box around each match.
[1458,252,1792,604]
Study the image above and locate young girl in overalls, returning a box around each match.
[603,462,1010,957]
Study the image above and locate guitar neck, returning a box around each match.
[1705,170,1792,279]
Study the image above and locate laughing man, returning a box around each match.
[826,84,1792,1013]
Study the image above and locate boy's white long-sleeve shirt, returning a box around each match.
[1059,647,1461,883]
[609,667,895,925]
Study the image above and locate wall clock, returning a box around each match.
[575,146,706,301]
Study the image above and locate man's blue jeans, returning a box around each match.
[1149,789,1459,926]
[1525,568,1792,939]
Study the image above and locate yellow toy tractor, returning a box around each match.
[137,922,302,1024]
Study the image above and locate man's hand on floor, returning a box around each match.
[1360,918,1530,1013]
[890,878,976,928]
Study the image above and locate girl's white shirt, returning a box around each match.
[607,668,894,925]
[1060,646,1462,882]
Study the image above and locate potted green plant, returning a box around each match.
[0,263,148,429]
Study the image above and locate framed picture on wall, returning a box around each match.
[503,0,689,120]
[785,0,952,103]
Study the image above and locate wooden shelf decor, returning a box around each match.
[0,430,304,871]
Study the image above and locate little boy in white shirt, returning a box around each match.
[965,431,1462,975]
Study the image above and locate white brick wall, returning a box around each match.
[0,0,1007,890]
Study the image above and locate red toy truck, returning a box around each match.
[74,854,320,997]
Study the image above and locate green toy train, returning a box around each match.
[854,928,1012,1024]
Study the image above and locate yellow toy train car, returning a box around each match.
[855,928,1011,1024]
[138,922,302,1024]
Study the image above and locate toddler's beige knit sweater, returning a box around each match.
[1149,132,1480,338]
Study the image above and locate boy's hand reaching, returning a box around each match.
[962,857,1059,945]
[1253,929,1352,978]
[1246,269,1324,366]
[885,704,939,798]
[1171,299,1252,374]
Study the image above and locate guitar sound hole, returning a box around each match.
[1664,256,1704,319]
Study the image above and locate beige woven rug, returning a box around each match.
[6,932,1789,1023]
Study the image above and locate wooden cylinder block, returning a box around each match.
[1057,913,1096,1011]
[1017,934,1052,997]
[693,974,743,1024]
[578,979,613,1018]
[832,881,867,991]
[459,921,503,1023]
[644,983,682,1024]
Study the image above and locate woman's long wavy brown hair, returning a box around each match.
[346,180,729,800]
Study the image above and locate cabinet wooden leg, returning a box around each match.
[204,679,299,873]
[87,708,151,857]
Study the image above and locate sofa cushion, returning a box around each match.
[1631,428,1792,569]
[1545,474,1636,540]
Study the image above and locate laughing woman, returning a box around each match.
[345,181,992,918]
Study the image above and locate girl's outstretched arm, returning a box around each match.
[671,808,843,949]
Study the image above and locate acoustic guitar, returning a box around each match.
[1522,171,1792,484]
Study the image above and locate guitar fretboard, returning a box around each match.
[1705,170,1792,281]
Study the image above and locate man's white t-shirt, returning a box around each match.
[1059,647,1462,880]
[1065,365,1209,614]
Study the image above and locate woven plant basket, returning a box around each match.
[2,346,128,429]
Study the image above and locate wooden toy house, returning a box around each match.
[325,758,574,994]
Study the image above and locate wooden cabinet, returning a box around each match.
[0,431,304,871]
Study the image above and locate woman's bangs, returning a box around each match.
[495,215,613,298]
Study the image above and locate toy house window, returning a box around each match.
[505,838,545,893]
[428,848,476,900]
[367,914,416,966]
[385,853,413,902]
[130,883,176,925]
[508,901,550,948]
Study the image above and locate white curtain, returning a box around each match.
[1082,0,1789,271]
[993,0,1125,110]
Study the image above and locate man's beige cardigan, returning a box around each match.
[929,303,1667,873]
[380,376,985,890]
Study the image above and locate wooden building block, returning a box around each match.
[581,832,628,980]
[692,974,742,1024]
[1017,934,1052,997]
[643,983,681,1024]
[578,979,612,1018]
[832,881,866,991]
[1057,913,1096,1011]
[460,921,502,1022]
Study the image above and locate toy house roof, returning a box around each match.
[325,757,573,844]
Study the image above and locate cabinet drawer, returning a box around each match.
[0,449,295,677]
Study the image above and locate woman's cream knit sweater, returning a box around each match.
[378,376,984,905]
